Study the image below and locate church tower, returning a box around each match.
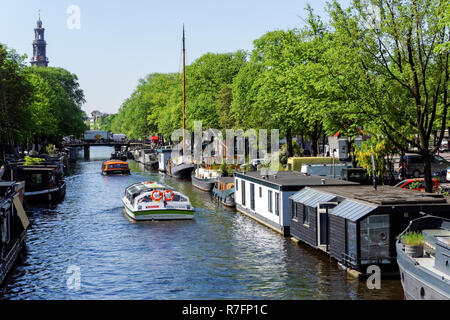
[31,14,49,67]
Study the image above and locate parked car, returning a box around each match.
[399,154,449,178]
[393,178,439,192]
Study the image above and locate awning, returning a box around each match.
[149,136,159,141]
[289,188,336,207]
[13,195,30,229]
[329,199,376,222]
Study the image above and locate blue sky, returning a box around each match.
[0,0,350,114]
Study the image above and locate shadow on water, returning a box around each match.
[1,146,405,300]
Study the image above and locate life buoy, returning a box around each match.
[164,190,175,201]
[151,190,163,201]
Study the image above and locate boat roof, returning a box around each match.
[125,181,173,194]
[102,160,128,165]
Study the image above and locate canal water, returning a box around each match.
[1,147,404,300]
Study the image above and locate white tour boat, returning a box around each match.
[122,181,195,221]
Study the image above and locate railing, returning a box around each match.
[341,252,397,267]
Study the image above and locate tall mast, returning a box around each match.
[182,25,186,154]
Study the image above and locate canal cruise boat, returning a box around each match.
[122,181,194,221]
[101,160,130,175]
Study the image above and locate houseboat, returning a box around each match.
[289,185,450,275]
[4,162,66,204]
[396,215,449,300]
[212,176,235,207]
[122,181,194,221]
[0,181,29,285]
[191,167,219,191]
[101,160,130,175]
[234,171,357,236]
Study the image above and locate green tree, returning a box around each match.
[327,0,449,192]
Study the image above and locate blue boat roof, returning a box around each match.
[290,187,336,207]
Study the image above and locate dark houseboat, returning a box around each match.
[4,162,66,204]
[396,215,449,300]
[0,181,29,285]
[212,176,235,207]
[289,185,450,275]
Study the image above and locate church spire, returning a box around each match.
[31,12,49,67]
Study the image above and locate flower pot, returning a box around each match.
[405,244,424,258]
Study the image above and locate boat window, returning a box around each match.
[31,173,43,185]
[268,190,273,213]
[138,195,152,203]
[120,164,128,168]
[360,214,390,264]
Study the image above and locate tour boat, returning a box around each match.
[101,160,130,175]
[122,181,195,221]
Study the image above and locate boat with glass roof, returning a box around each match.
[122,181,194,220]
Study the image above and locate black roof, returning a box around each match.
[309,185,448,205]
[234,171,358,191]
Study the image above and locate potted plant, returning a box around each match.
[399,231,426,258]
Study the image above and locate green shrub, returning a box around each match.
[24,155,44,166]
[399,232,426,246]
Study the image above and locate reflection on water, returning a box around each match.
[0,147,404,300]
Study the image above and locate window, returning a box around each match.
[360,215,390,264]
[241,180,246,206]
[259,187,262,198]
[303,205,309,226]
[250,183,255,211]
[31,173,43,185]
[268,190,273,213]
[292,201,298,220]
[275,193,280,216]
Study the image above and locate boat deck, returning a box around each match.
[415,256,450,281]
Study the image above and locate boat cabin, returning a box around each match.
[102,160,130,175]
[3,163,66,203]
[289,185,450,272]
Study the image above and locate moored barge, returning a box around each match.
[212,176,235,207]
[4,162,66,204]
[396,215,450,300]
[0,181,29,285]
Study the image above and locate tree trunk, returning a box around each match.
[311,137,318,157]
[421,149,434,193]
[286,128,293,157]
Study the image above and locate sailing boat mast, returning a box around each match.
[182,25,186,154]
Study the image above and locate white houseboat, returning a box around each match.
[234,171,357,236]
